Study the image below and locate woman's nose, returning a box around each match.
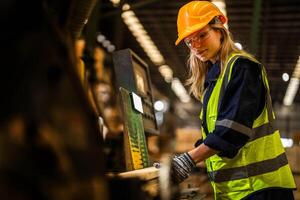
[191,40,202,49]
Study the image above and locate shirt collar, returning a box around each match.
[204,61,221,88]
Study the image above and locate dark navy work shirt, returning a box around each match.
[201,58,266,158]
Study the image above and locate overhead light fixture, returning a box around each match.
[96,33,116,52]
[96,34,105,43]
[159,65,173,83]
[281,138,293,148]
[283,78,299,106]
[121,4,190,103]
[283,56,300,106]
[122,3,130,11]
[121,6,164,65]
[282,73,289,82]
[154,100,165,112]
[110,0,120,7]
[107,45,116,52]
[171,78,191,103]
[234,42,243,50]
[102,40,111,47]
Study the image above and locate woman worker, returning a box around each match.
[170,1,296,199]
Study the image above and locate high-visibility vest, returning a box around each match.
[200,52,296,200]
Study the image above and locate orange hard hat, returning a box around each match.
[175,1,227,45]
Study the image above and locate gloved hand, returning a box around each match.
[171,153,196,184]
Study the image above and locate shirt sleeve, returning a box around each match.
[203,58,266,158]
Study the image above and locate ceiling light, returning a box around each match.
[283,56,300,106]
[235,42,243,50]
[159,65,173,83]
[121,5,190,100]
[96,34,105,43]
[122,3,130,11]
[171,78,191,103]
[107,45,115,52]
[282,73,289,82]
[283,78,299,106]
[281,138,293,148]
[155,111,164,126]
[121,10,133,18]
[122,9,165,65]
[96,33,116,52]
[123,16,138,25]
[110,0,120,7]
[154,100,165,112]
[102,40,111,47]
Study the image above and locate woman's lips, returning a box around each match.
[196,49,207,56]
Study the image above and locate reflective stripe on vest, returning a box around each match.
[216,119,253,137]
[216,118,278,141]
[208,152,288,183]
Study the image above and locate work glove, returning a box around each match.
[171,153,196,184]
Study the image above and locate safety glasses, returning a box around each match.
[184,28,213,49]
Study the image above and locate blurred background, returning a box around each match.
[0,0,299,199]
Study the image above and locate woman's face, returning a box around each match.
[184,25,222,63]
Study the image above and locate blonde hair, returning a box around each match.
[186,21,255,100]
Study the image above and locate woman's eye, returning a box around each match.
[199,33,206,38]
